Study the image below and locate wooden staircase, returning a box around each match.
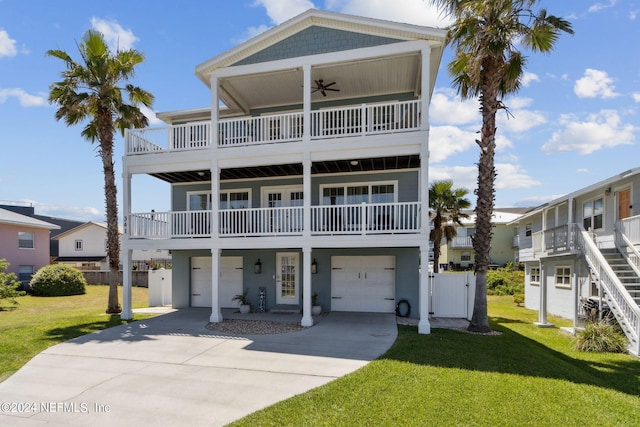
[600,248,640,306]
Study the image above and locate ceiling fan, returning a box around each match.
[312,79,340,97]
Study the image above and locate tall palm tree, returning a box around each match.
[48,30,154,314]
[429,180,471,271]
[431,0,573,332]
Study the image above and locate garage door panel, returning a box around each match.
[331,256,395,313]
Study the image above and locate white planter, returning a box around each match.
[239,304,250,314]
[312,305,322,315]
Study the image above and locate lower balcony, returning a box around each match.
[450,236,473,249]
[128,202,421,239]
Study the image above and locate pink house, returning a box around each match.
[0,207,59,286]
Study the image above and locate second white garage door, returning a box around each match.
[331,256,396,313]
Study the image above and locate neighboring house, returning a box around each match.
[512,167,640,355]
[0,202,84,262]
[439,209,526,271]
[53,222,111,270]
[0,207,60,287]
[120,9,446,333]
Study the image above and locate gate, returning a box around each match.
[431,272,473,318]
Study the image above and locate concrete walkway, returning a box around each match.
[0,309,397,426]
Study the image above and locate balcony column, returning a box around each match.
[121,249,133,320]
[420,45,432,130]
[301,247,314,327]
[420,144,429,237]
[121,171,133,320]
[418,245,431,334]
[211,163,219,238]
[534,261,554,328]
[302,64,311,143]
[303,156,311,237]
[210,74,219,146]
[210,248,223,323]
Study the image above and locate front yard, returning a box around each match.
[0,285,152,382]
[231,296,640,426]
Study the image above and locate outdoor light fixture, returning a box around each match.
[350,160,359,166]
[254,259,262,274]
[311,258,318,274]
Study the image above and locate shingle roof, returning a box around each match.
[0,208,60,230]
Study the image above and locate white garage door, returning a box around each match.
[331,256,395,313]
[191,256,243,308]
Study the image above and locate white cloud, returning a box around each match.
[21,200,103,222]
[430,89,479,126]
[494,163,541,190]
[429,126,477,163]
[588,0,617,13]
[430,162,540,195]
[429,165,477,191]
[574,69,619,99]
[0,88,47,107]
[327,0,452,27]
[498,97,547,133]
[633,92,640,102]
[577,168,591,174]
[521,72,540,87]
[90,17,139,51]
[253,0,316,24]
[0,29,17,58]
[515,194,563,208]
[542,110,636,155]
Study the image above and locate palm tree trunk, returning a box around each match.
[468,66,499,333]
[99,110,122,314]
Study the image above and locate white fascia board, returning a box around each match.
[210,39,433,81]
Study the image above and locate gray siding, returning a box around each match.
[234,26,402,66]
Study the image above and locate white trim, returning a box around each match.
[530,266,541,286]
[554,266,572,289]
[614,183,633,220]
[260,185,304,208]
[581,196,605,231]
[187,190,212,211]
[220,188,253,209]
[276,252,299,305]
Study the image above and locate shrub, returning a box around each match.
[574,321,628,353]
[29,264,87,297]
[513,293,524,306]
[0,258,25,305]
[487,266,524,296]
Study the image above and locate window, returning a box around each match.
[75,240,84,251]
[461,251,471,261]
[531,267,540,285]
[583,198,603,230]
[187,191,211,211]
[18,231,34,249]
[525,223,532,237]
[555,267,571,288]
[220,190,250,209]
[320,181,397,205]
[18,265,34,286]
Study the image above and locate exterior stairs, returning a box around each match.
[600,248,640,306]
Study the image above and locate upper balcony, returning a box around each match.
[125,99,422,156]
[450,236,473,249]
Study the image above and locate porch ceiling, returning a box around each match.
[220,53,421,113]
[149,155,420,183]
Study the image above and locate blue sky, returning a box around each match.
[1,0,638,222]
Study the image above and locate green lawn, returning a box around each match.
[0,285,152,382]
[232,296,640,427]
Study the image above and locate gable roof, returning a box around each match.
[458,209,524,226]
[0,207,60,230]
[195,8,446,85]
[51,221,116,241]
[514,167,640,223]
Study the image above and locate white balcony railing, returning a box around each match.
[128,202,421,239]
[615,215,640,278]
[125,100,422,154]
[450,236,473,249]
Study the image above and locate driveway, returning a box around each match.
[0,309,397,426]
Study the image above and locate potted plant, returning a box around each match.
[311,292,321,315]
[233,289,251,314]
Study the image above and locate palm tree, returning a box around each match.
[431,0,573,332]
[48,30,154,314]
[429,180,471,272]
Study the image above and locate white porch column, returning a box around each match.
[210,74,219,146]
[121,171,133,320]
[121,249,133,320]
[420,46,432,130]
[572,261,580,329]
[301,247,314,327]
[420,143,429,237]
[418,246,431,334]
[303,156,311,238]
[534,261,554,328]
[302,64,311,143]
[211,163,219,238]
[210,248,223,323]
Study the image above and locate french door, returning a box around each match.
[276,252,299,305]
[262,185,304,233]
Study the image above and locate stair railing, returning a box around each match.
[574,223,640,356]
[615,219,640,278]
